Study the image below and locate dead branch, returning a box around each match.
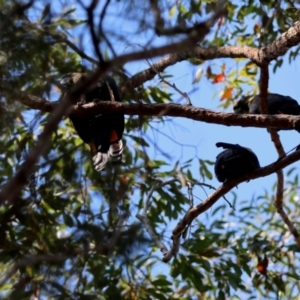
[159,76,192,105]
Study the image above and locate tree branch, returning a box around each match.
[257,21,300,64]
[123,45,257,92]
[163,149,300,262]
[124,21,300,91]
[257,62,298,248]
[24,23,99,65]
[17,96,300,131]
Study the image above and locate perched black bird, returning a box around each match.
[61,72,124,171]
[215,142,260,182]
[233,93,300,132]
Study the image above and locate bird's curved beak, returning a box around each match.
[60,77,70,88]
[232,101,240,114]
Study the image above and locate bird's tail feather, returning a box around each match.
[216,142,241,149]
[108,140,123,162]
[91,140,123,171]
[92,152,110,171]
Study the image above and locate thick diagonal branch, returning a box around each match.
[256,21,300,64]
[163,149,300,262]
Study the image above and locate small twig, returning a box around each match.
[98,0,117,58]
[106,82,116,102]
[52,35,99,65]
[187,181,194,208]
[86,0,104,64]
[181,181,194,239]
[160,78,192,105]
[23,21,99,65]
[148,125,198,158]
[193,181,234,209]
[142,179,179,216]
[146,58,192,105]
[182,181,233,240]
[136,214,168,255]
[137,178,179,256]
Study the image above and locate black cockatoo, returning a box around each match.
[215,142,260,182]
[61,72,124,171]
[233,93,300,132]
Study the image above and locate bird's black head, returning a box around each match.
[233,95,254,114]
[60,73,87,89]
[60,73,73,89]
